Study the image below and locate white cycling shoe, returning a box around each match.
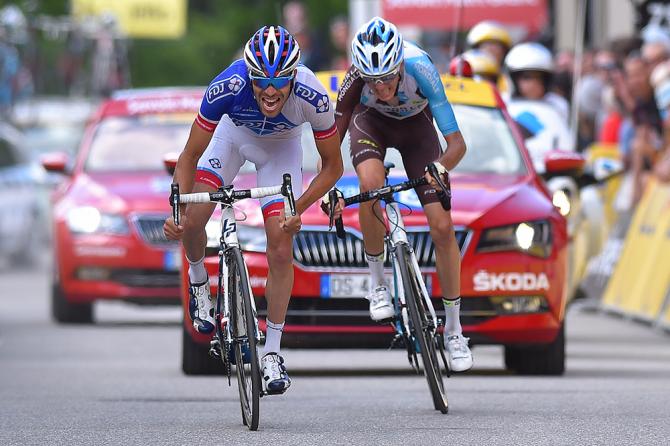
[444,334,474,372]
[188,280,215,334]
[261,352,291,395]
[366,285,395,321]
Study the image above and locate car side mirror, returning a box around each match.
[163,152,178,176]
[544,150,586,177]
[40,152,70,174]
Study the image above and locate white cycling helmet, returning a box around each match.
[505,42,554,73]
[351,17,404,77]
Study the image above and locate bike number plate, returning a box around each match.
[321,274,392,298]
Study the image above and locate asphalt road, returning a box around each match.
[1,266,669,446]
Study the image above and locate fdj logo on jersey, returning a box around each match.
[206,74,246,104]
[294,82,330,113]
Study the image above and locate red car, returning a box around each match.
[181,74,581,376]
[43,88,202,323]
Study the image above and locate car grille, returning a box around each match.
[110,269,180,288]
[255,295,497,327]
[292,228,469,269]
[133,215,179,247]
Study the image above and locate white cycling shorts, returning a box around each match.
[195,117,303,220]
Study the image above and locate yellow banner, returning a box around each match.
[315,71,498,108]
[72,0,186,39]
[602,178,670,320]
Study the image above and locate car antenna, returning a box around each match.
[448,0,465,61]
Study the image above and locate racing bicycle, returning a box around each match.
[326,163,452,413]
[170,174,296,431]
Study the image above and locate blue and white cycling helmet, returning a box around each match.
[351,17,404,78]
[243,25,301,78]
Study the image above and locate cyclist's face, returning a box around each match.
[252,80,293,118]
[369,74,400,102]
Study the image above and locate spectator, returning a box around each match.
[616,53,661,167]
[642,40,670,71]
[0,26,20,116]
[505,42,569,122]
[650,61,670,182]
[621,54,662,202]
[283,1,327,71]
[574,49,619,148]
[466,20,511,67]
[327,15,349,71]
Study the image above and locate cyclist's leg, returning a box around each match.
[252,135,303,393]
[349,105,394,320]
[398,109,472,371]
[184,120,245,333]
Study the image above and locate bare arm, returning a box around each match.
[295,131,344,214]
[164,122,214,239]
[173,122,214,193]
[438,131,467,170]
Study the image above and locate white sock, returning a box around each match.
[443,297,462,336]
[187,255,208,284]
[263,320,285,355]
[366,251,385,289]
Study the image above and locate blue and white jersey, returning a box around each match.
[196,59,337,140]
[336,42,459,136]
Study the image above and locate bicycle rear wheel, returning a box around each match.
[397,244,448,413]
[228,247,261,430]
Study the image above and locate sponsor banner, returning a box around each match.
[602,178,670,321]
[381,0,548,33]
[315,70,498,108]
[71,0,187,39]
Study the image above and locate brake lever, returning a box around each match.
[170,183,180,226]
[282,174,297,217]
[427,163,452,211]
[328,188,346,239]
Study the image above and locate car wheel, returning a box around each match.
[504,322,565,375]
[182,321,223,375]
[51,282,93,324]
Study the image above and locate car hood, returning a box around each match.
[231,171,554,230]
[65,172,174,214]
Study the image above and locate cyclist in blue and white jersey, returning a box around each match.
[335,17,473,372]
[164,26,343,394]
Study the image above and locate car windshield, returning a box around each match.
[85,115,191,172]
[296,104,527,175]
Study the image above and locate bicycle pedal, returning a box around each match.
[209,338,221,358]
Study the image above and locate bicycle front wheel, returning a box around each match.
[228,247,261,430]
[397,243,448,413]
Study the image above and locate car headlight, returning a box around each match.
[66,206,129,235]
[205,220,266,253]
[477,220,552,258]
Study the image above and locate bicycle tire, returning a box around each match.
[228,247,261,430]
[397,243,449,413]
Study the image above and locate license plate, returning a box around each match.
[163,249,181,271]
[320,274,393,298]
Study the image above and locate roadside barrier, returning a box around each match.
[601,178,670,326]
[585,143,622,228]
